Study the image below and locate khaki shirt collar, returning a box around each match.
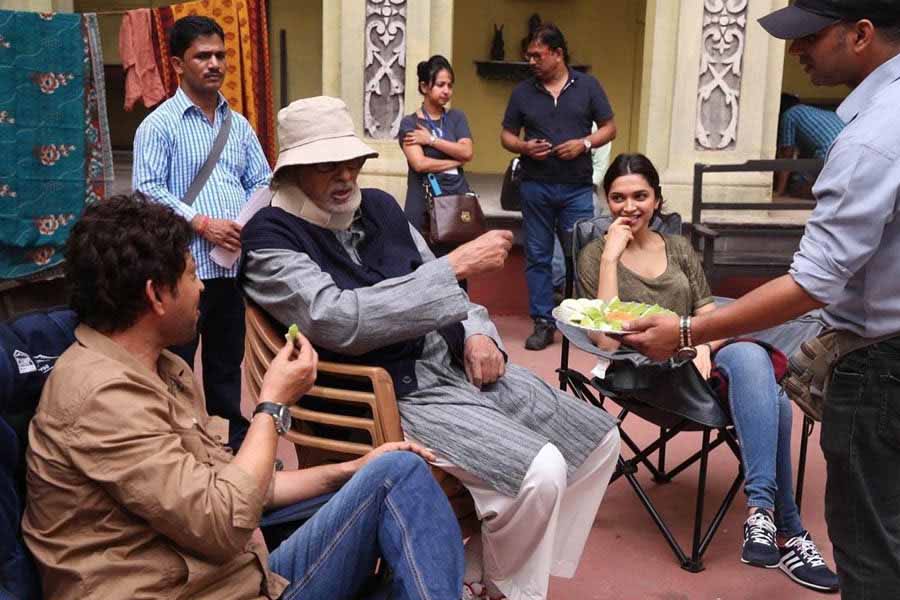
[270,183,359,231]
[74,324,194,396]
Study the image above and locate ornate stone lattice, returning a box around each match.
[364,0,407,139]
[695,0,747,150]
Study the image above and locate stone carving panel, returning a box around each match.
[695,0,747,150]
[364,0,406,139]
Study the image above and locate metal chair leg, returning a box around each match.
[795,415,814,513]
[655,426,669,482]
[620,456,691,567]
[682,428,711,573]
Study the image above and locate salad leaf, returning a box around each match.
[285,323,300,343]
[558,297,676,331]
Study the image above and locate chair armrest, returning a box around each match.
[692,223,719,239]
[314,361,402,444]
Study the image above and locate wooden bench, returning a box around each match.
[689,159,823,284]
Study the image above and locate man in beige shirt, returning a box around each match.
[21,194,464,600]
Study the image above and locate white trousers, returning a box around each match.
[430,428,620,600]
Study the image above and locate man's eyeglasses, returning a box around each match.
[312,156,368,174]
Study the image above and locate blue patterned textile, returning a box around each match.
[0,10,112,280]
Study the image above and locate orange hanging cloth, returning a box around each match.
[119,8,167,110]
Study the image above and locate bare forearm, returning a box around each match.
[774,146,797,195]
[590,120,617,148]
[693,303,726,350]
[270,460,357,508]
[692,274,824,345]
[596,257,620,302]
[500,129,522,154]
[230,414,279,499]
[412,157,463,173]
[430,138,472,163]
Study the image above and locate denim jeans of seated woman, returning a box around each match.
[269,451,464,600]
[714,342,804,537]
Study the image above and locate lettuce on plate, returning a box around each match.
[558,297,676,331]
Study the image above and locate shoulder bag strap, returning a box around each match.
[181,108,232,207]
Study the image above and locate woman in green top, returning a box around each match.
[576,154,838,593]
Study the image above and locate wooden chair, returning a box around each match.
[243,299,477,532]
[689,159,824,284]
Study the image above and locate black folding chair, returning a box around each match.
[557,214,822,572]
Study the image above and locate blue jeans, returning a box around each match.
[551,189,604,289]
[269,452,464,600]
[519,181,594,321]
[715,342,803,537]
[821,337,900,598]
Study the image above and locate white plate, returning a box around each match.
[551,305,625,334]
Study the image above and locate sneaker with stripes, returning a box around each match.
[741,509,779,568]
[779,531,839,593]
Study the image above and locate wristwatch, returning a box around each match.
[582,138,592,152]
[253,402,292,436]
[428,133,437,146]
[674,315,698,362]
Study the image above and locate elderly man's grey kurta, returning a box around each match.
[243,212,615,497]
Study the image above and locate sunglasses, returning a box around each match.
[312,156,368,174]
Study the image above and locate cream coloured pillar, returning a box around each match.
[638,0,789,219]
[322,0,453,206]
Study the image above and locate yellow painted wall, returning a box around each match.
[73,0,157,65]
[451,0,646,174]
[269,0,323,119]
[782,50,848,104]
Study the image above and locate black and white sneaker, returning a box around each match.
[741,509,779,568]
[779,531,840,593]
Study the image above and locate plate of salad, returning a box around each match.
[552,297,677,333]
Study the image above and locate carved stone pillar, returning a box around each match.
[322,0,453,205]
[696,0,748,151]
[364,0,406,140]
[638,0,788,219]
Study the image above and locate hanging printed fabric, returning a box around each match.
[153,0,275,165]
[0,10,113,280]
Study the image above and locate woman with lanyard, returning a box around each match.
[399,55,474,256]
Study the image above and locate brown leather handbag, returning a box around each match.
[427,192,486,244]
[423,174,486,244]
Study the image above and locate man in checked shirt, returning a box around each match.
[133,15,271,450]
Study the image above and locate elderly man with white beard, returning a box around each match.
[240,96,620,600]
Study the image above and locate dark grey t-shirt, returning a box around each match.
[398,108,473,231]
[502,69,613,185]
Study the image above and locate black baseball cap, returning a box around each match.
[759,0,900,40]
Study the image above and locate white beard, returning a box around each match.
[325,185,362,215]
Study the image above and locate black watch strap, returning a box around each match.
[253,402,290,436]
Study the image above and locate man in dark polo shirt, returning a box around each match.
[501,23,617,350]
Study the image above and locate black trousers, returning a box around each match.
[171,277,248,450]
[821,336,900,599]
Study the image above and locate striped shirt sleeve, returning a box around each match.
[133,120,198,222]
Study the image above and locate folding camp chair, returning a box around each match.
[556,214,821,572]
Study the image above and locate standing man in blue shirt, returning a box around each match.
[501,23,616,350]
[133,16,271,450]
[623,1,900,596]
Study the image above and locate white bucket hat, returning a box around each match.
[273,96,378,176]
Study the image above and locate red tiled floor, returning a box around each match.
[495,315,834,600]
